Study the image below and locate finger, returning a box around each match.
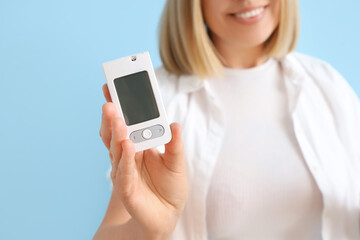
[100,102,118,150]
[110,117,127,182]
[163,123,185,173]
[117,139,136,199]
[102,84,112,102]
[165,123,183,156]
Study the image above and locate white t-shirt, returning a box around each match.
[206,59,323,239]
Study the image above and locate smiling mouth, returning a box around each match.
[233,7,265,19]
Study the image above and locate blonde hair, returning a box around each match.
[159,0,300,78]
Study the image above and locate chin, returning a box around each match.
[233,31,274,48]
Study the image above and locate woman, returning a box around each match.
[94,0,360,239]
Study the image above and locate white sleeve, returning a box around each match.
[324,64,360,221]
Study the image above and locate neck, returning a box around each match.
[212,35,268,69]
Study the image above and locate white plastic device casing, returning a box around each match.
[102,52,172,152]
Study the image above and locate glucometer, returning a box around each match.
[102,52,172,152]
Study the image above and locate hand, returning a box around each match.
[99,84,188,238]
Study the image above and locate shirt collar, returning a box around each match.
[177,53,305,94]
[178,74,205,93]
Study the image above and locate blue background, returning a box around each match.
[0,0,359,239]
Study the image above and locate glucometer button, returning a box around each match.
[148,125,165,138]
[130,125,165,144]
[142,129,152,139]
[130,131,143,143]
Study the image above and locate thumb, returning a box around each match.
[163,123,185,173]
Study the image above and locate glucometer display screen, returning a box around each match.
[114,71,160,126]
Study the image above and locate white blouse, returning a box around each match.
[157,53,359,240]
[206,58,323,239]
[106,53,360,240]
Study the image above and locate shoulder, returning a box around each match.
[283,52,359,99]
[285,51,359,106]
[284,52,344,83]
[155,66,206,100]
[155,66,179,93]
[155,66,179,86]
[154,66,182,107]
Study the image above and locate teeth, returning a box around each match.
[235,7,264,19]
